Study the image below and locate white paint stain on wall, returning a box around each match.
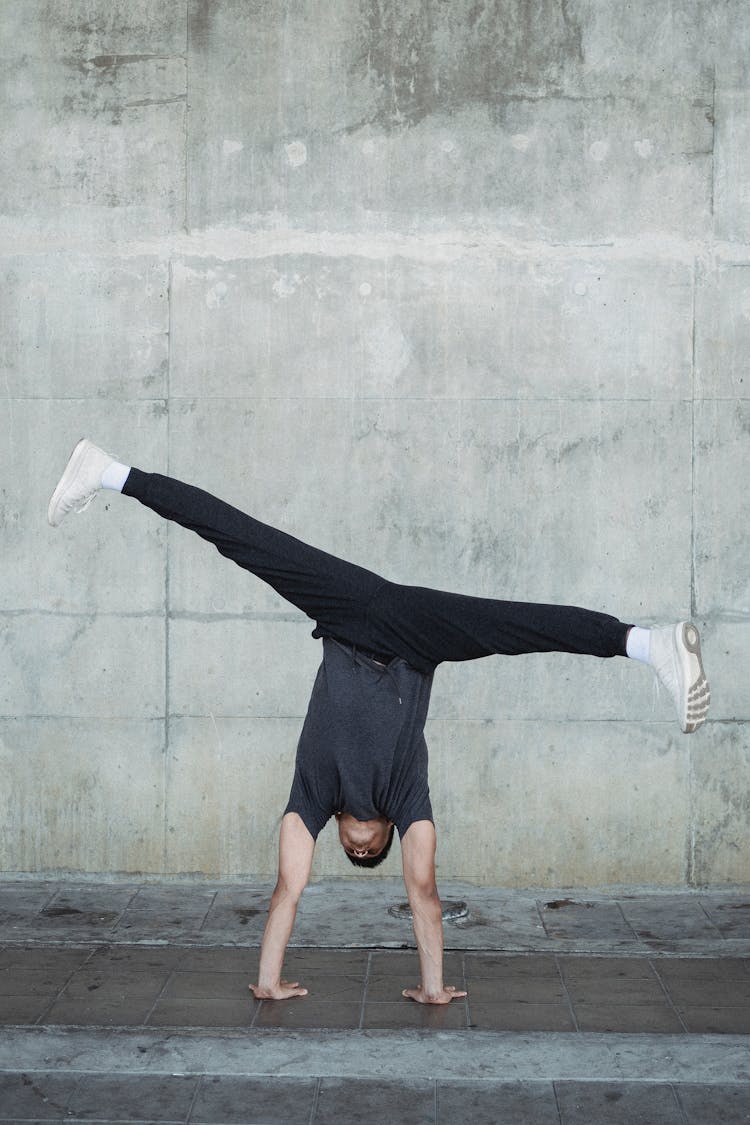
[589,140,610,162]
[272,273,304,298]
[222,139,244,156]
[634,139,654,159]
[205,281,228,309]
[285,141,307,168]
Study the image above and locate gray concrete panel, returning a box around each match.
[694,400,750,615]
[0,612,165,719]
[430,648,663,724]
[166,395,462,607]
[0,0,187,58]
[171,255,693,403]
[6,401,167,614]
[168,618,320,718]
[189,96,711,240]
[715,90,750,244]
[455,399,693,610]
[691,723,750,885]
[186,2,711,238]
[0,719,165,873]
[426,719,690,887]
[166,397,362,616]
[564,0,715,100]
[693,620,749,722]
[0,256,169,399]
[165,717,300,876]
[0,1,186,239]
[695,262,750,400]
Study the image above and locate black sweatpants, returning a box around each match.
[123,469,631,674]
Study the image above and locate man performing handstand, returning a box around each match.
[48,439,710,1005]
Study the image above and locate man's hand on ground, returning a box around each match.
[248,980,308,1000]
[402,984,468,1005]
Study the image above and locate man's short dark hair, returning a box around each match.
[345,824,395,868]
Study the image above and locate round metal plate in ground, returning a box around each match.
[387,900,468,922]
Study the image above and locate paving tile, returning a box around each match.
[0,995,55,1024]
[556,1081,683,1123]
[664,979,750,1006]
[564,978,667,1005]
[0,968,76,997]
[464,954,559,980]
[653,958,750,982]
[43,997,154,1027]
[190,1075,318,1125]
[83,946,186,974]
[59,968,168,1002]
[0,947,92,973]
[68,1073,198,1122]
[700,899,750,939]
[254,999,361,1030]
[620,899,723,941]
[469,1001,574,1032]
[147,997,256,1028]
[573,1003,684,1033]
[369,950,463,977]
[40,884,136,922]
[363,1000,467,1030]
[283,949,370,974]
[558,956,658,981]
[540,900,633,940]
[162,970,251,1000]
[0,885,58,916]
[677,1083,750,1124]
[289,973,366,1002]
[314,1077,435,1125]
[437,1080,560,1125]
[179,948,259,974]
[115,886,216,934]
[679,1007,750,1034]
[463,977,565,1003]
[0,1072,81,1118]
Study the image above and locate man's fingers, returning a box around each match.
[248,982,309,1000]
[402,985,468,1004]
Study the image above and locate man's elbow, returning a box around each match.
[407,878,440,904]
[272,876,307,904]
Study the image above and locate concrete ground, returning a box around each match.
[1,880,750,1123]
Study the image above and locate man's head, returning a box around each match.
[336,812,395,868]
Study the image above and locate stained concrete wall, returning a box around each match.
[1,0,748,887]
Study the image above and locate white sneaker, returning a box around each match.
[650,622,710,733]
[47,438,115,527]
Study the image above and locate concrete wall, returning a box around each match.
[1,0,748,887]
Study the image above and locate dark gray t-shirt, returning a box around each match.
[285,638,434,839]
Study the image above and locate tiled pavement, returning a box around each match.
[2,880,750,1123]
[3,945,750,1035]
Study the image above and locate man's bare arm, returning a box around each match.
[400,820,467,1005]
[249,812,315,1001]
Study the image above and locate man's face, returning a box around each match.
[336,813,393,859]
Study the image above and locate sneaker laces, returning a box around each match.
[73,490,99,515]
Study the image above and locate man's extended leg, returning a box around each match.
[47,439,385,646]
[361,582,709,733]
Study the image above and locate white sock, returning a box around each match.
[100,461,131,492]
[626,626,651,664]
